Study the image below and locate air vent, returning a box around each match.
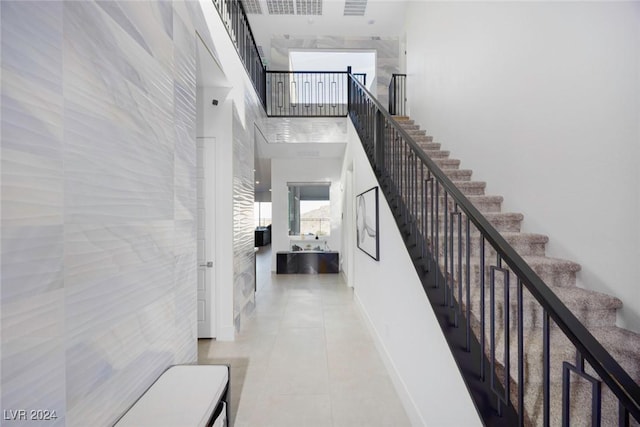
[242,0,263,14]
[267,0,295,15]
[296,0,322,15]
[343,0,367,16]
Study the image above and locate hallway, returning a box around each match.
[198,246,412,426]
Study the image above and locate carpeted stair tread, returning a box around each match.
[423,149,450,159]
[468,284,622,328]
[461,255,580,287]
[433,158,461,169]
[452,181,486,195]
[417,141,441,150]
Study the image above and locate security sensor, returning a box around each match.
[212,99,219,106]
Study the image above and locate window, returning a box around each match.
[288,183,331,236]
[254,202,272,228]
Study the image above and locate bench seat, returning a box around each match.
[114,365,229,427]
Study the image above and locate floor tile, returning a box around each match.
[198,245,410,426]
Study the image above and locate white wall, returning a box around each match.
[345,122,482,426]
[270,157,344,271]
[406,1,640,332]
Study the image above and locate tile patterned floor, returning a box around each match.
[198,246,412,427]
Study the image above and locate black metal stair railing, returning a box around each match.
[388,73,406,116]
[212,0,267,107]
[348,72,640,426]
[207,4,639,423]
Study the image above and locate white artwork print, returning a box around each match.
[356,187,379,260]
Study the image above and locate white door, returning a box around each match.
[197,137,216,338]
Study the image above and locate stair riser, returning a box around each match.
[419,197,502,213]
[388,150,451,160]
[407,213,522,233]
[487,333,640,386]
[454,183,486,196]
[392,169,473,184]
[434,159,461,170]
[425,234,545,257]
[466,295,618,330]
[431,259,576,289]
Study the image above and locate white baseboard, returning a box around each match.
[354,292,426,427]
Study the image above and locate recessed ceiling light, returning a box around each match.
[256,180,260,184]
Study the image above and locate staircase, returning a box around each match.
[392,115,640,426]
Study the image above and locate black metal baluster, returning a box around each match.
[619,403,630,427]
[435,182,440,290]
[449,209,454,310]
[490,263,498,415]
[518,278,524,427]
[414,154,419,239]
[562,352,602,427]
[421,165,426,260]
[480,235,486,381]
[543,310,550,427]
[444,192,449,305]
[489,263,510,417]
[465,215,471,351]
[457,207,462,324]
[429,175,435,275]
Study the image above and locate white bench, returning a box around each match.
[114,365,229,427]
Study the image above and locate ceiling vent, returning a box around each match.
[296,0,322,15]
[241,0,263,14]
[267,0,295,15]
[343,0,367,16]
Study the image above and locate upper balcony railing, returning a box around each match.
[266,70,366,117]
[212,0,267,106]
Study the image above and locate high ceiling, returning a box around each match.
[243,0,407,68]
[244,0,408,195]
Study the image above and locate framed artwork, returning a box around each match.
[356,186,379,261]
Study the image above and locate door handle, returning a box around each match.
[199,261,213,268]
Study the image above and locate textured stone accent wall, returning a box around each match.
[0,1,258,424]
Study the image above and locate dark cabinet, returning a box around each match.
[276,251,339,274]
[255,227,271,246]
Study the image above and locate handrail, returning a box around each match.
[207,4,640,419]
[211,0,267,107]
[348,72,640,423]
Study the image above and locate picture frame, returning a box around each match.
[356,186,379,261]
